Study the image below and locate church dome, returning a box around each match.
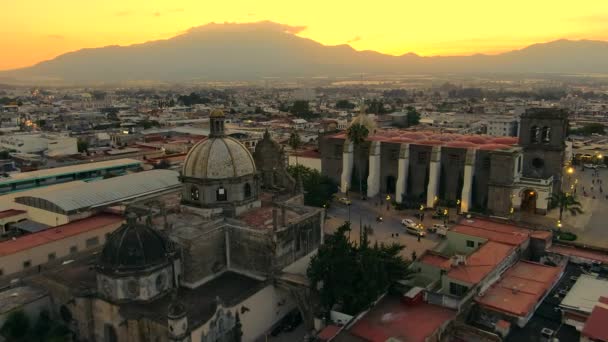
[182,137,256,179]
[98,214,172,273]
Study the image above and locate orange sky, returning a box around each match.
[1,0,607,71]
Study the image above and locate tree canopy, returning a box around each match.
[571,123,605,136]
[307,222,411,315]
[405,106,421,127]
[336,100,355,110]
[287,164,338,207]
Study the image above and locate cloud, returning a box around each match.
[46,34,64,40]
[347,36,362,43]
[185,21,307,35]
[115,10,133,17]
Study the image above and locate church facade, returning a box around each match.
[31,110,324,342]
[320,108,568,216]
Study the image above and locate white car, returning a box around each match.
[584,164,598,169]
[401,218,417,227]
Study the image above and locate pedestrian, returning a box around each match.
[417,234,421,242]
[411,251,417,261]
[592,179,595,185]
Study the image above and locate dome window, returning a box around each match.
[217,186,227,201]
[191,186,199,201]
[244,183,252,199]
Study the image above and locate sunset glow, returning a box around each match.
[1,0,607,71]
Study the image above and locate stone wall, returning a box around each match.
[180,227,227,287]
[228,228,272,276]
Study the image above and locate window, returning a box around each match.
[483,157,491,170]
[334,144,342,158]
[532,157,544,169]
[390,149,399,160]
[216,186,227,201]
[466,240,475,248]
[244,183,252,199]
[530,126,540,143]
[478,242,483,247]
[70,246,78,254]
[190,186,199,201]
[48,253,56,261]
[517,155,522,173]
[449,282,469,297]
[23,260,31,269]
[86,237,99,247]
[541,126,551,143]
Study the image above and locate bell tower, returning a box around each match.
[519,107,569,192]
[209,109,226,137]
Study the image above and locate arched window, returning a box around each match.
[191,186,199,201]
[217,186,227,201]
[541,126,551,143]
[530,126,540,143]
[244,183,252,198]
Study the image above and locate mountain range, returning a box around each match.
[2,21,608,83]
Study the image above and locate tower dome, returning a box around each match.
[98,213,173,274]
[182,137,256,179]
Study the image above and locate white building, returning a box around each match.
[486,117,519,137]
[0,133,78,156]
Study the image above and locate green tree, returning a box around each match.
[290,100,312,118]
[551,191,583,223]
[307,222,411,316]
[346,123,369,199]
[572,123,605,136]
[406,106,421,127]
[287,165,338,207]
[336,100,355,110]
[77,139,89,153]
[1,310,30,340]
[288,130,302,168]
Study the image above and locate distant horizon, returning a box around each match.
[2,0,608,70]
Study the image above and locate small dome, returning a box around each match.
[209,109,225,118]
[182,137,256,179]
[99,214,172,273]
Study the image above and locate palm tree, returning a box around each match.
[347,123,369,199]
[551,191,583,222]
[288,129,302,168]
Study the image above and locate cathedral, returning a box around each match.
[320,108,569,216]
[31,110,324,342]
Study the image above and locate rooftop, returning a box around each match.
[0,214,123,257]
[560,274,608,314]
[419,252,451,270]
[0,209,26,219]
[447,241,515,284]
[14,169,180,214]
[548,244,608,264]
[0,285,48,315]
[476,261,563,317]
[343,295,456,342]
[451,219,530,246]
[582,303,608,341]
[0,158,142,185]
[328,129,518,150]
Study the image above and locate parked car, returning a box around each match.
[428,224,449,237]
[405,225,426,237]
[335,196,352,205]
[401,218,417,227]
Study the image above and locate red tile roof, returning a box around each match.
[582,305,608,341]
[419,252,451,270]
[548,245,608,264]
[447,241,515,284]
[476,261,563,317]
[328,130,518,150]
[0,214,123,256]
[348,296,456,342]
[451,219,530,246]
[317,325,341,341]
[0,209,26,219]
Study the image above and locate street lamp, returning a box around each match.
[419,204,424,222]
[443,208,448,225]
[456,199,461,215]
[385,195,391,211]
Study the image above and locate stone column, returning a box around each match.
[367,141,381,198]
[340,140,354,193]
[395,143,410,204]
[426,146,442,208]
[460,148,476,213]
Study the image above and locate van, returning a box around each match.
[429,224,448,237]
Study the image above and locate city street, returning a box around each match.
[551,165,608,248]
[325,195,446,260]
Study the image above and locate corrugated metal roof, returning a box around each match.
[14,169,180,213]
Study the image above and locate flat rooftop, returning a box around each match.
[342,295,456,342]
[419,252,451,271]
[0,214,123,257]
[476,261,563,317]
[0,158,141,185]
[582,300,608,341]
[549,244,608,264]
[448,241,515,284]
[560,274,608,314]
[451,219,530,246]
